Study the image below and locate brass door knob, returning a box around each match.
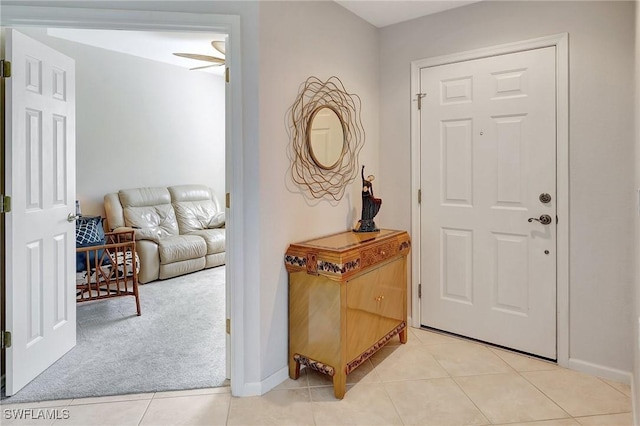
[528,214,552,225]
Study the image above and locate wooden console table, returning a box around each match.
[285,229,410,399]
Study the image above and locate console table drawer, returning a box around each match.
[360,240,399,269]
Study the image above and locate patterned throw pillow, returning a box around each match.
[76,216,105,246]
[76,216,108,272]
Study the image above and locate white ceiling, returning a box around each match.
[335,0,483,28]
[47,28,226,75]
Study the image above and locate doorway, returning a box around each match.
[410,34,570,364]
[1,7,245,398]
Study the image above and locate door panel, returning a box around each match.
[420,47,556,359]
[5,29,76,395]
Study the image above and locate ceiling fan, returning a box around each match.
[173,41,225,70]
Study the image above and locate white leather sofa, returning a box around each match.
[104,185,225,284]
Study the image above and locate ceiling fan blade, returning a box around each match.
[173,53,225,64]
[189,64,223,71]
[211,41,226,56]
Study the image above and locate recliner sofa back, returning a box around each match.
[169,185,223,234]
[120,187,180,238]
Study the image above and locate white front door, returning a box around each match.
[5,29,76,395]
[420,47,557,359]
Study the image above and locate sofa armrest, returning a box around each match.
[112,226,135,232]
[104,193,125,230]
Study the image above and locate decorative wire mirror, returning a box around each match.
[288,76,365,201]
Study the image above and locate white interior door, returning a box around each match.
[5,29,76,395]
[420,47,557,359]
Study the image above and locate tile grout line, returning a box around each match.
[431,337,569,425]
[306,383,317,426]
[136,397,154,426]
[448,375,495,425]
[383,334,481,425]
[515,369,574,420]
[377,368,409,425]
[225,391,232,426]
[597,376,633,399]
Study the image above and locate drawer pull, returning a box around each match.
[374,295,385,302]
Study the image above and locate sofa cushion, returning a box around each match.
[119,188,179,238]
[188,229,225,255]
[169,185,224,234]
[174,200,222,234]
[208,212,225,229]
[157,235,206,264]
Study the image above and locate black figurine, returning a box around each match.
[353,165,382,233]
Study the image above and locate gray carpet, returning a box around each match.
[2,267,227,403]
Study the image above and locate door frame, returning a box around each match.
[0,6,247,395]
[410,33,569,366]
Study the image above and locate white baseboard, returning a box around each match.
[234,381,261,397]
[259,366,290,394]
[568,358,632,385]
[235,366,290,397]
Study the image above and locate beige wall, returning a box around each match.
[379,1,636,375]
[258,0,380,379]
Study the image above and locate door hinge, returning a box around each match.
[225,193,230,209]
[415,93,426,110]
[0,195,11,213]
[418,189,422,204]
[418,284,422,298]
[0,60,11,78]
[225,67,230,83]
[1,331,11,349]
[226,318,231,335]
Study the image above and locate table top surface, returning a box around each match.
[291,229,405,252]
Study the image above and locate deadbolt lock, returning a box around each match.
[539,193,552,204]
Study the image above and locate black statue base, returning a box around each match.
[353,219,380,233]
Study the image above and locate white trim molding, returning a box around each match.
[410,33,570,366]
[1,5,247,396]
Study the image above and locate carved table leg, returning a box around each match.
[399,327,407,344]
[289,357,300,380]
[332,371,347,399]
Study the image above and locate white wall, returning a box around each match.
[379,1,636,376]
[16,27,226,218]
[258,1,379,381]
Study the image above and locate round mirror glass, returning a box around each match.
[308,106,345,169]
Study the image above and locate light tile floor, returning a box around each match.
[1,328,633,426]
